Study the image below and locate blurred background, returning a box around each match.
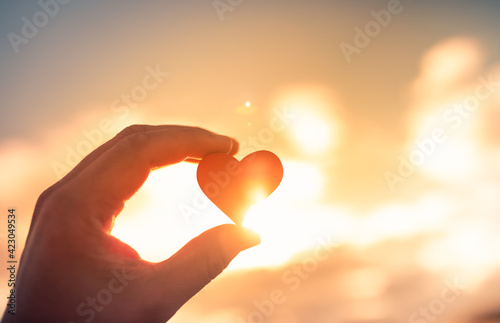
[2,0,500,322]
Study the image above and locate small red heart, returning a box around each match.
[197,150,284,225]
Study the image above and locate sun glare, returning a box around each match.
[270,84,342,155]
[110,162,229,263]
[231,161,325,269]
[291,111,333,154]
[110,159,326,269]
[252,188,267,204]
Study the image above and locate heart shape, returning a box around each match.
[197,150,284,225]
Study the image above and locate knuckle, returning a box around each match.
[40,187,81,218]
[191,126,205,133]
[119,131,150,151]
[118,124,147,137]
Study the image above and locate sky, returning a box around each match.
[2,0,500,322]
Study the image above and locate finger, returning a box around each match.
[64,125,238,229]
[35,125,175,206]
[227,138,239,155]
[149,224,260,315]
[31,125,190,229]
[183,139,239,164]
[60,125,230,185]
[57,125,167,185]
[29,125,154,235]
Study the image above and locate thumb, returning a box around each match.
[152,224,260,314]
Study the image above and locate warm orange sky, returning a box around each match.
[2,1,500,322]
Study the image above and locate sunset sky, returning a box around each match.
[2,0,500,322]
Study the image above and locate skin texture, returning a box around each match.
[1,125,260,323]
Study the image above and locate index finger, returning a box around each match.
[64,125,238,230]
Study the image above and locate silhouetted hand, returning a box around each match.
[2,125,260,323]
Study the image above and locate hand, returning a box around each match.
[2,125,260,323]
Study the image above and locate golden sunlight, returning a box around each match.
[291,110,333,155]
[111,163,230,263]
[232,161,325,269]
[111,159,325,269]
[270,84,342,155]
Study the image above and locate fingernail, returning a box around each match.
[223,225,260,257]
[237,226,261,250]
[228,138,239,155]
